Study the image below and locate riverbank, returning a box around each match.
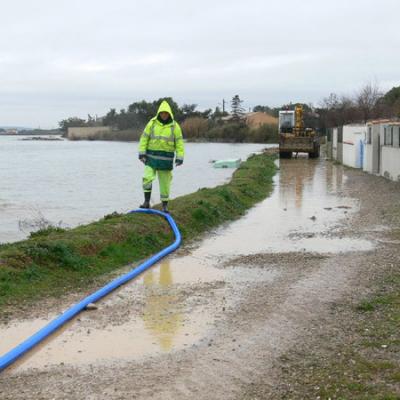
[1,157,399,399]
[0,152,277,313]
[0,139,268,244]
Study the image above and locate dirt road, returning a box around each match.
[1,157,399,399]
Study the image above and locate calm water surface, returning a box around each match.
[0,136,269,243]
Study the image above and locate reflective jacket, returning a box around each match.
[138,100,184,170]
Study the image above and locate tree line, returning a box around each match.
[318,83,400,129]
[59,84,400,141]
[59,95,279,143]
[59,97,224,133]
[252,83,400,131]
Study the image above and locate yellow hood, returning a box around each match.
[156,100,174,120]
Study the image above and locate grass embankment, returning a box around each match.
[0,153,277,313]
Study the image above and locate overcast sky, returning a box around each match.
[1,0,399,128]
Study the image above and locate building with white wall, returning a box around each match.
[380,122,400,181]
[342,124,366,168]
[328,119,400,182]
[364,120,400,181]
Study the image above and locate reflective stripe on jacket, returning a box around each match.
[138,100,184,170]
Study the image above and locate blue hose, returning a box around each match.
[0,209,181,372]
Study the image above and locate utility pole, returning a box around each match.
[222,99,226,113]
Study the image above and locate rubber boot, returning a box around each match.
[140,192,151,209]
[162,201,169,213]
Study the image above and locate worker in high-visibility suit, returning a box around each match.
[138,100,184,213]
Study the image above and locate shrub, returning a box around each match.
[247,123,278,143]
[181,117,209,139]
[206,122,249,142]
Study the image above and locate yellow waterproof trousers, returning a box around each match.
[142,165,173,201]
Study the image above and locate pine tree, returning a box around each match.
[231,95,245,121]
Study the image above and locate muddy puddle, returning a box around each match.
[0,157,375,372]
[193,158,373,257]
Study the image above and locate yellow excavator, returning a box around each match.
[279,104,320,158]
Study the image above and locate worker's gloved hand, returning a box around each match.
[139,154,147,163]
[175,159,183,166]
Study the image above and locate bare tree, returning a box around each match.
[321,93,340,110]
[319,83,386,130]
[319,93,358,128]
[356,82,382,122]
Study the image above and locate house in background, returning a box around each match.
[328,119,400,182]
[245,112,278,128]
[382,121,400,181]
[0,129,18,135]
[220,111,278,127]
[364,120,385,175]
[364,120,400,181]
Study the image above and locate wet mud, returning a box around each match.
[2,156,396,400]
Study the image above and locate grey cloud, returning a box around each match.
[0,0,399,127]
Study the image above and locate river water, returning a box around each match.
[0,136,268,243]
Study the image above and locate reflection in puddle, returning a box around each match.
[0,158,374,372]
[143,261,181,351]
[1,259,221,372]
[278,158,346,210]
[1,314,205,372]
[194,158,368,257]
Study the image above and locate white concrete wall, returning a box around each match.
[372,124,382,174]
[363,144,373,173]
[342,125,366,168]
[381,146,400,181]
[381,124,400,181]
[393,126,400,148]
[364,122,400,180]
[332,128,338,160]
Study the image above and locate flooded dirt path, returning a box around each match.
[1,156,398,399]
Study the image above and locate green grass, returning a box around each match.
[0,153,277,313]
